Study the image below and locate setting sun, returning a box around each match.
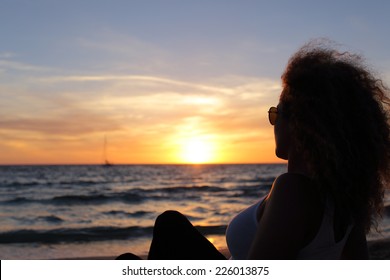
[181,138,215,164]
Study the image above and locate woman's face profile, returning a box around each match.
[274,103,290,160]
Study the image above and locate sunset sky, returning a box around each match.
[1,0,390,164]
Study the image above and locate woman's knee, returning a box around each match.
[155,210,185,227]
[115,252,142,260]
[156,210,184,224]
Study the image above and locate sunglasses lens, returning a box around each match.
[269,113,276,125]
[268,107,278,125]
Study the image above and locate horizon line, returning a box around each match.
[0,162,287,167]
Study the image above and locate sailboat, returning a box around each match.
[103,135,113,167]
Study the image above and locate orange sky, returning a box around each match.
[0,75,284,165]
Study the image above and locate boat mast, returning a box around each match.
[103,135,111,166]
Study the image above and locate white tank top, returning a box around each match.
[225,196,265,260]
[225,196,353,259]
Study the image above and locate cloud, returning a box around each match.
[0,59,51,73]
[35,74,236,96]
[0,71,281,163]
[77,32,166,58]
[1,73,281,134]
[0,113,121,136]
[0,52,17,59]
[72,30,173,74]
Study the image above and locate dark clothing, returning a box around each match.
[116,210,226,260]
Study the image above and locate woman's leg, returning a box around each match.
[147,210,226,260]
[115,252,142,260]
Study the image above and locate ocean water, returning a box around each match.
[0,164,389,259]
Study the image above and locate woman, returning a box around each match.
[117,42,390,260]
[230,42,390,259]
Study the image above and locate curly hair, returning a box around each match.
[280,41,390,233]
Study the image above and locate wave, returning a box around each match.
[0,178,139,189]
[3,193,146,205]
[37,215,64,224]
[157,185,226,193]
[0,225,226,244]
[0,168,275,190]
[2,184,270,206]
[102,210,151,218]
[5,197,30,204]
[52,194,146,204]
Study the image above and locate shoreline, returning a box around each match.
[61,238,390,260]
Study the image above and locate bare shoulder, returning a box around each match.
[273,172,312,187]
[269,173,319,205]
[266,173,323,223]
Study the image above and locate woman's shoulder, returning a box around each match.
[274,172,313,185]
[271,173,318,200]
[267,172,323,221]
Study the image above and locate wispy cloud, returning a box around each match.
[0,59,52,73]
[1,72,281,133]
[0,52,17,59]
[0,113,122,135]
[35,74,236,95]
[0,64,281,163]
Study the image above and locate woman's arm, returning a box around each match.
[248,173,321,259]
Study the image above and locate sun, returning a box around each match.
[181,138,214,164]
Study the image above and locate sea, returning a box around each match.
[0,164,389,260]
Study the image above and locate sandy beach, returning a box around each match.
[64,238,390,260]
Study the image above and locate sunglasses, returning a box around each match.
[268,106,278,125]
